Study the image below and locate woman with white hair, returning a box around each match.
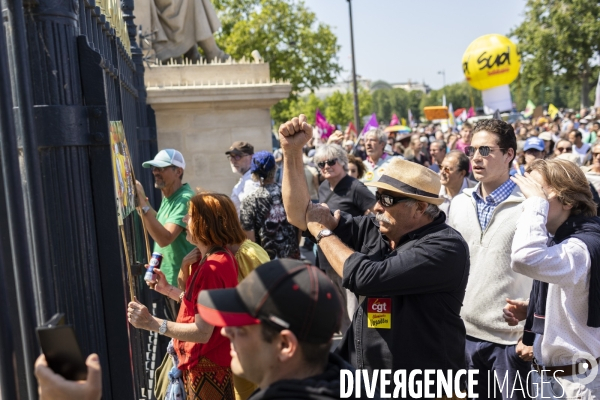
[313,143,375,334]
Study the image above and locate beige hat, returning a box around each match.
[557,152,581,166]
[539,132,552,141]
[365,158,444,205]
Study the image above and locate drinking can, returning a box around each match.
[144,252,163,282]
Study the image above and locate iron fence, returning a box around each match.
[0,0,158,395]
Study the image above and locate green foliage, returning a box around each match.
[370,87,424,124]
[213,0,342,121]
[419,81,482,111]
[510,0,600,107]
[510,74,596,111]
[275,87,372,127]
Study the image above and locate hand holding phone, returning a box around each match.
[35,353,102,400]
[36,313,88,381]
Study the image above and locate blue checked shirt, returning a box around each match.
[472,179,516,231]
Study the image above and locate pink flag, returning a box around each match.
[390,114,399,126]
[467,107,475,118]
[315,109,335,139]
[361,113,379,134]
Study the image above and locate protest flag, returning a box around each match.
[467,107,475,118]
[523,100,535,118]
[548,104,559,119]
[448,103,456,128]
[315,109,335,139]
[361,113,379,135]
[390,114,399,126]
[408,109,414,127]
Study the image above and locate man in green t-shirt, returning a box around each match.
[136,149,195,320]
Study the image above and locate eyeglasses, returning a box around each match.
[556,147,572,153]
[465,146,505,158]
[227,154,249,161]
[376,192,414,207]
[317,159,338,169]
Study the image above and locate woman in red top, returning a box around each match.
[128,193,242,399]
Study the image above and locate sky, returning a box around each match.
[302,0,527,89]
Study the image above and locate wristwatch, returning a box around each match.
[159,319,168,335]
[142,205,150,214]
[315,229,333,244]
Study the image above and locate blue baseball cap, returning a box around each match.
[523,137,545,152]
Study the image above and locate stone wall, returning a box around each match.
[145,62,291,195]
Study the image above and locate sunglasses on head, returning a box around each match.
[376,192,413,207]
[317,159,338,169]
[464,146,505,158]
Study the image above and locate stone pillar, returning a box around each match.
[145,60,291,194]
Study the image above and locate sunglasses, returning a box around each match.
[465,146,505,158]
[556,147,572,153]
[227,153,250,161]
[376,192,413,207]
[317,159,338,169]
[593,152,600,157]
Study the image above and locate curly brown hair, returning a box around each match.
[347,154,366,179]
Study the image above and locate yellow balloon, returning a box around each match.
[462,34,521,91]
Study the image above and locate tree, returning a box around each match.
[511,0,600,108]
[213,0,342,122]
[323,87,372,127]
[420,81,482,111]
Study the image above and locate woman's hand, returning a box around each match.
[181,248,201,272]
[128,297,159,331]
[150,268,171,295]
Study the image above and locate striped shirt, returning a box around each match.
[472,179,516,231]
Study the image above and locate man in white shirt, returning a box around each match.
[438,150,474,220]
[569,130,591,166]
[507,158,600,399]
[226,141,259,216]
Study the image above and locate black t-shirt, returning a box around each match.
[316,175,375,270]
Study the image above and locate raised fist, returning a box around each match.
[279,114,313,152]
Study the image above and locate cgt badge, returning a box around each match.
[367,298,391,329]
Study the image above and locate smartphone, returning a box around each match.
[36,313,88,381]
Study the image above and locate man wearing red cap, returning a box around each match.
[197,259,377,399]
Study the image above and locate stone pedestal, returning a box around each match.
[145,62,291,194]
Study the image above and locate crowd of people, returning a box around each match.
[34,109,600,400]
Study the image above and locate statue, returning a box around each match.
[148,0,229,63]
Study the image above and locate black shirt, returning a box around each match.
[317,175,375,271]
[248,353,380,400]
[334,211,469,377]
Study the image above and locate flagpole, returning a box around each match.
[347,0,361,133]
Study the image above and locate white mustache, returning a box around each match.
[376,214,392,224]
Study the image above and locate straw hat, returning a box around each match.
[365,158,444,205]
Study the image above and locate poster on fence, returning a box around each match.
[110,121,136,225]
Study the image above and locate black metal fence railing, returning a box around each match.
[0,0,158,395]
